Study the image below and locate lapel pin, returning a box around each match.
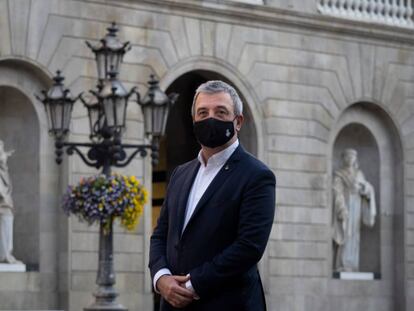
[224,165,229,170]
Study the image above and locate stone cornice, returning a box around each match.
[82,0,414,47]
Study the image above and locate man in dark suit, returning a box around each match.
[149,80,276,310]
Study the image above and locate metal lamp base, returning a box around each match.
[84,285,128,311]
[84,220,128,311]
[84,290,127,311]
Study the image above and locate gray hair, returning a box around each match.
[191,80,243,117]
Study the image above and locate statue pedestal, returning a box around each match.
[333,271,380,280]
[0,263,26,272]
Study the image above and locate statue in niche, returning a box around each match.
[332,148,376,272]
[0,140,20,264]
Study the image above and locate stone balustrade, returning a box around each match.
[318,0,414,28]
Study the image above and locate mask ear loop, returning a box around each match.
[234,115,241,132]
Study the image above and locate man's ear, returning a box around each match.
[235,115,244,132]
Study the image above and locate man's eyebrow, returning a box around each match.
[196,105,230,111]
[214,105,230,110]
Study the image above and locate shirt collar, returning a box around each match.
[197,139,239,167]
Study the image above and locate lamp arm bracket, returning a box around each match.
[119,143,152,149]
[62,141,96,148]
[63,143,99,167]
[114,144,151,168]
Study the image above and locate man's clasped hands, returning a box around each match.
[157,274,199,309]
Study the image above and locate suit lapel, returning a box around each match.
[181,146,244,237]
[176,159,200,237]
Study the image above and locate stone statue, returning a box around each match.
[0,140,20,264]
[332,148,376,272]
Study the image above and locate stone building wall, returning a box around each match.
[0,0,413,310]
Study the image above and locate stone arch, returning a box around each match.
[328,102,404,310]
[163,69,258,173]
[0,58,51,125]
[0,58,61,308]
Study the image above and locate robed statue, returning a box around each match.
[0,140,20,263]
[332,148,376,272]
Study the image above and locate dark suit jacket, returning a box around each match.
[149,145,276,311]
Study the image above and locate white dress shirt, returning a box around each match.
[153,139,239,294]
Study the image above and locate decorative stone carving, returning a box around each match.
[0,140,21,264]
[333,148,376,272]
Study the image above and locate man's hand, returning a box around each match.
[157,274,195,308]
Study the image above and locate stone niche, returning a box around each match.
[332,123,381,274]
[330,102,405,310]
[0,86,40,268]
[0,60,60,310]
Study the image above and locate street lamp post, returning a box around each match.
[36,22,177,311]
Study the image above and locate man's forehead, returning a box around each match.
[195,92,233,106]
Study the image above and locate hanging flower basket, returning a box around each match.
[62,173,148,232]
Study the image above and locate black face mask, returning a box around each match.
[193,117,235,148]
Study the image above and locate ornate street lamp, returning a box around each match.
[91,69,134,135]
[140,74,178,140]
[36,22,177,311]
[86,22,131,82]
[36,70,81,140]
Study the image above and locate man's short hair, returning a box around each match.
[192,80,243,117]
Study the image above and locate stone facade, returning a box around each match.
[0,0,413,310]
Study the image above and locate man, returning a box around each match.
[149,80,276,310]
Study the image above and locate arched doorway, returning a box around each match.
[166,70,257,178]
[151,70,258,309]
